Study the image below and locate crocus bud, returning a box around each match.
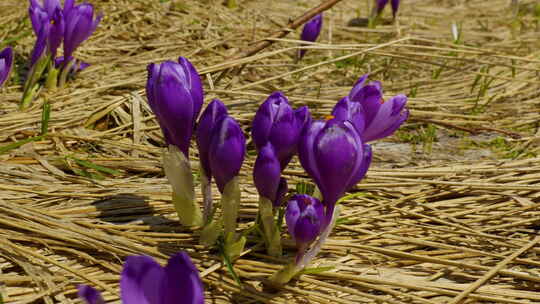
[286,194,324,248]
[62,1,102,62]
[209,116,246,193]
[298,119,370,209]
[299,14,323,59]
[253,143,288,206]
[0,47,13,88]
[29,0,61,36]
[335,74,408,142]
[375,0,390,15]
[146,58,204,157]
[391,0,400,18]
[252,92,310,169]
[196,99,228,178]
[79,251,204,304]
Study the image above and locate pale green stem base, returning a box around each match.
[221,177,245,259]
[259,196,282,257]
[162,145,203,227]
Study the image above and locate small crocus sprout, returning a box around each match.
[78,251,204,304]
[298,14,323,60]
[0,47,13,88]
[332,74,409,142]
[252,92,310,169]
[286,194,324,256]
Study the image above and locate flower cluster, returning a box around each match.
[78,251,204,304]
[22,0,102,108]
[145,53,408,285]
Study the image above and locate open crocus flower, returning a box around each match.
[78,251,204,304]
[298,13,323,60]
[62,0,102,66]
[332,74,409,142]
[146,57,204,157]
[0,47,13,88]
[252,92,310,169]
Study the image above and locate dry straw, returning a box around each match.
[1,0,540,303]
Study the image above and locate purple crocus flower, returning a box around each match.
[55,56,90,74]
[28,1,64,61]
[375,0,390,15]
[0,47,13,88]
[146,57,204,156]
[391,0,400,18]
[196,99,229,179]
[299,14,323,59]
[62,0,102,63]
[252,92,310,169]
[298,119,372,220]
[78,251,204,304]
[208,116,246,193]
[253,143,288,206]
[286,194,324,251]
[332,74,409,142]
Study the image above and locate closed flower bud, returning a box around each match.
[286,194,324,247]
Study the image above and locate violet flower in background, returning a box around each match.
[298,13,323,60]
[333,74,409,142]
[147,57,204,227]
[146,57,203,157]
[61,0,102,66]
[0,47,13,88]
[252,92,310,169]
[391,0,400,18]
[78,251,204,304]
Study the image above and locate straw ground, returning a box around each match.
[1,0,540,303]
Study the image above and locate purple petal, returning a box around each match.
[361,94,408,142]
[286,194,324,246]
[77,285,105,304]
[152,61,197,155]
[275,178,288,207]
[162,252,205,304]
[196,99,228,178]
[299,14,323,59]
[376,0,390,14]
[331,96,366,135]
[312,120,364,206]
[251,91,289,149]
[253,143,281,203]
[391,0,400,17]
[120,255,165,304]
[209,116,246,193]
[0,47,13,87]
[63,2,101,60]
[178,57,204,120]
[298,120,325,189]
[348,74,369,99]
[30,22,50,66]
[346,144,372,190]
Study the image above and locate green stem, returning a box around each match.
[259,196,282,257]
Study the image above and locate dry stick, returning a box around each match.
[447,236,540,304]
[214,0,345,85]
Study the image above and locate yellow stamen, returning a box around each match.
[325,115,335,121]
